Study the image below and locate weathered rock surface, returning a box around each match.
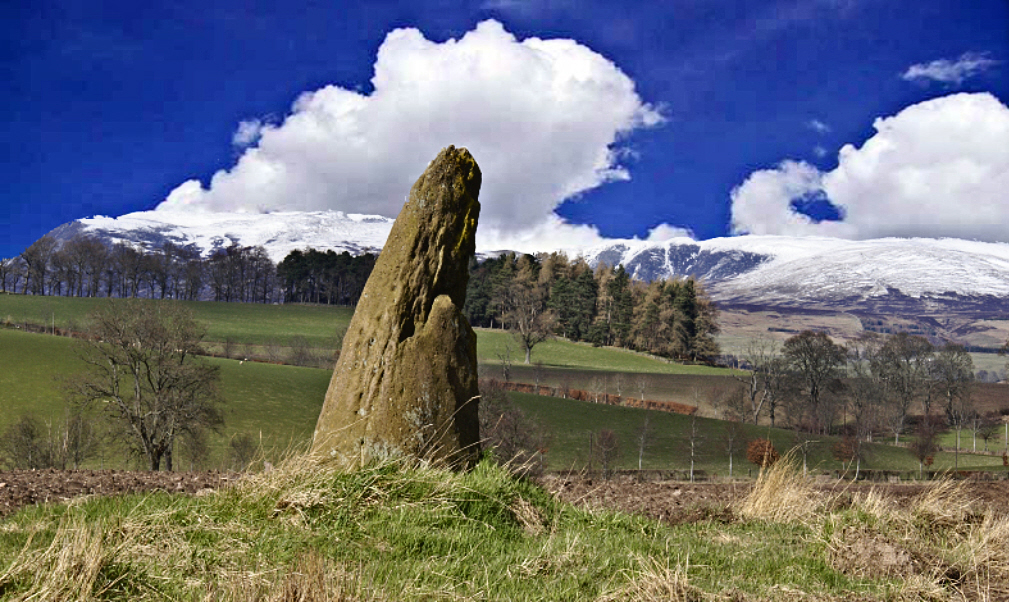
[311,146,482,468]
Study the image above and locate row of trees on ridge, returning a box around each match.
[464,252,720,364]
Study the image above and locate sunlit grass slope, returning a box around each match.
[0,328,330,466]
[475,327,731,375]
[0,294,354,349]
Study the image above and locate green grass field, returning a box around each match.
[475,327,731,375]
[0,328,330,467]
[1,293,1006,476]
[508,392,1004,475]
[5,327,999,475]
[0,293,354,349]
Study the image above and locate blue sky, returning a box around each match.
[2,0,1008,257]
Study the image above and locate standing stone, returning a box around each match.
[311,146,482,468]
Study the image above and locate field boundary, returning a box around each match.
[484,378,698,415]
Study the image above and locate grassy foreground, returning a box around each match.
[1,455,1006,601]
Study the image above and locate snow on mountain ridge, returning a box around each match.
[78,210,395,262]
[60,209,1009,308]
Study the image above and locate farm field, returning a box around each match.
[0,328,330,467]
[7,326,1004,474]
[2,294,1008,476]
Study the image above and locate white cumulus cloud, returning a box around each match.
[231,119,266,148]
[731,92,1009,241]
[157,19,668,251]
[902,52,999,86]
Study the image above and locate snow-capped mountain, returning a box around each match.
[46,209,1009,314]
[581,236,1009,314]
[48,210,394,262]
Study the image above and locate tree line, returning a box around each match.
[723,330,998,473]
[464,252,720,364]
[0,234,375,306]
[4,236,720,366]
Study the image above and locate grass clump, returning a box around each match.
[736,450,820,524]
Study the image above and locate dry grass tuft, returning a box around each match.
[912,478,974,528]
[0,514,136,601]
[596,557,703,602]
[203,552,377,602]
[819,477,1009,600]
[735,451,820,524]
[510,496,545,536]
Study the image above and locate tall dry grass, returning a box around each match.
[735,450,821,524]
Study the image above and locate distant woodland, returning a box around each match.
[1,234,720,362]
[0,234,375,306]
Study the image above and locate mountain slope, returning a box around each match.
[50,210,394,262]
[47,209,1009,314]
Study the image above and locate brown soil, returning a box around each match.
[5,467,1009,527]
[538,474,1009,525]
[0,468,235,518]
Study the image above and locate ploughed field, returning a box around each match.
[0,469,234,517]
[542,472,1009,525]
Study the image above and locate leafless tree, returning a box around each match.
[933,342,974,424]
[229,432,259,471]
[792,432,818,477]
[503,277,557,364]
[20,234,58,295]
[783,331,846,434]
[65,300,224,471]
[589,375,607,403]
[720,421,746,478]
[635,373,649,401]
[496,342,514,382]
[593,429,620,479]
[681,415,705,482]
[0,256,24,293]
[909,415,942,478]
[732,337,789,425]
[872,333,935,444]
[635,413,652,471]
[532,360,546,389]
[844,333,885,443]
[478,380,550,476]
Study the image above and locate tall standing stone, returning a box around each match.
[311,146,482,468]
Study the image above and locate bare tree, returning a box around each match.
[721,420,746,478]
[783,331,846,434]
[496,342,514,382]
[844,333,885,443]
[732,337,788,425]
[681,415,705,482]
[593,429,620,479]
[933,342,974,425]
[635,413,652,471]
[909,416,942,478]
[872,333,935,444]
[65,300,224,470]
[20,234,58,295]
[589,375,607,403]
[635,373,650,401]
[503,276,556,364]
[479,380,551,476]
